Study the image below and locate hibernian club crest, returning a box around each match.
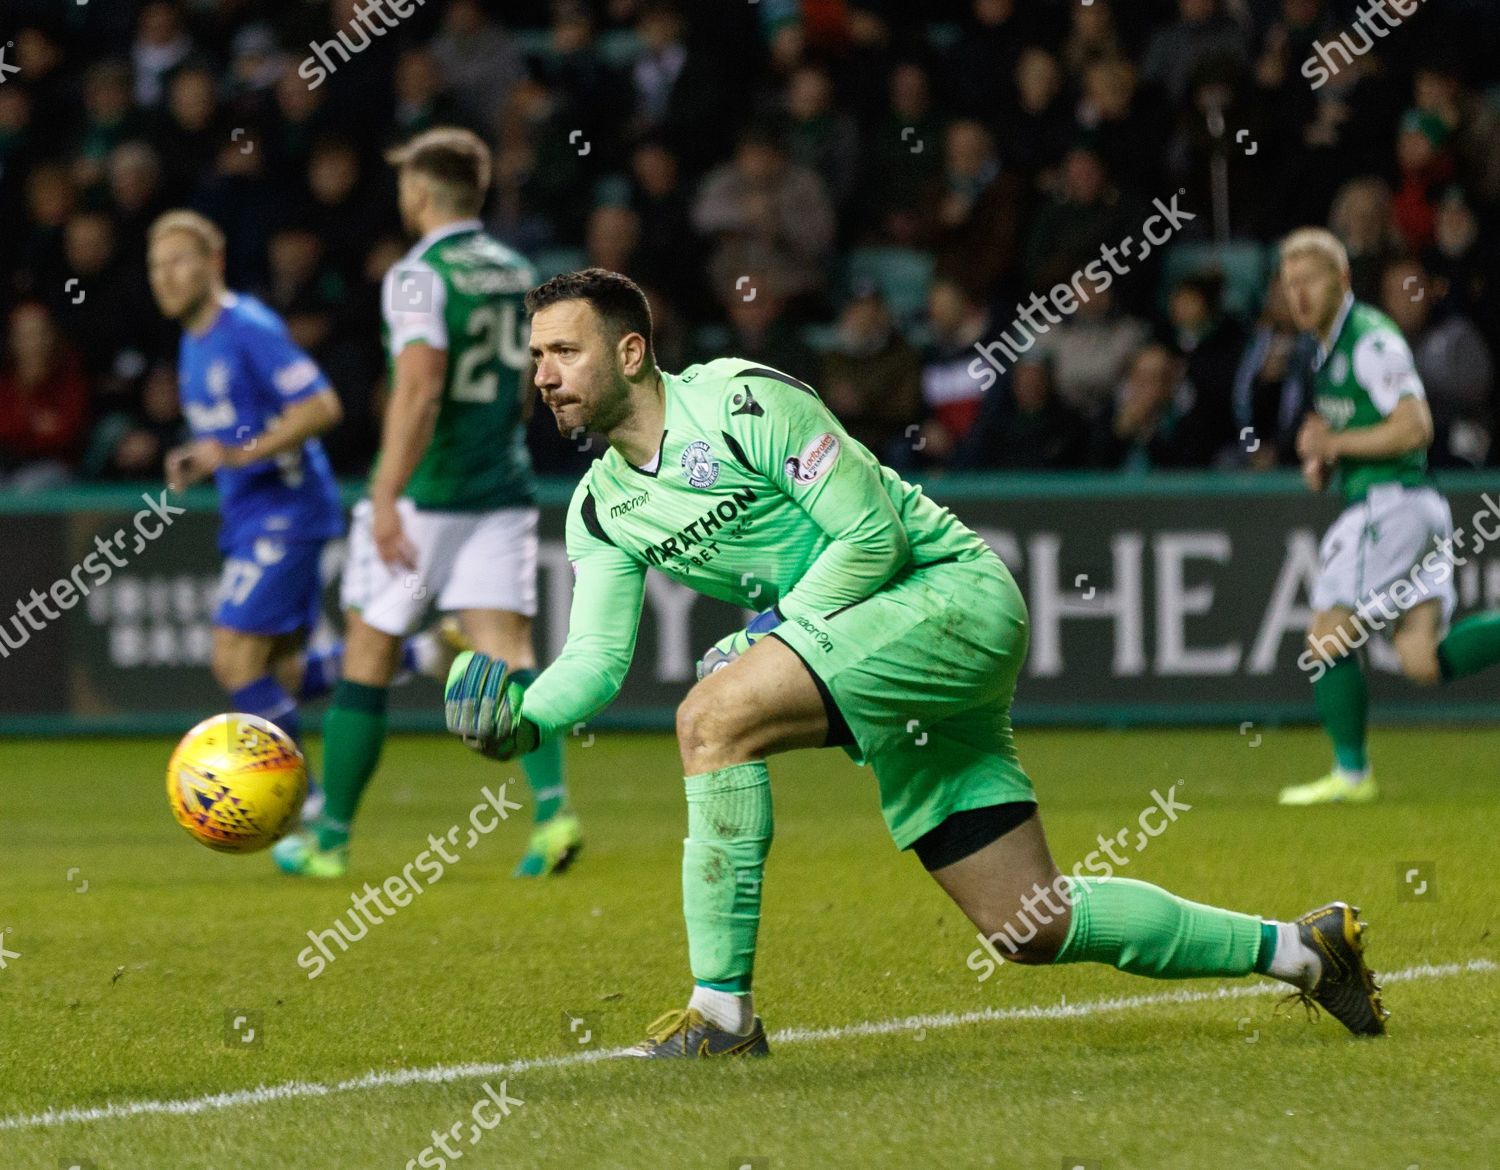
[680,439,720,489]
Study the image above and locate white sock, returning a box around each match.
[1266,921,1322,989]
[1334,765,1370,786]
[409,631,440,679]
[688,985,754,1035]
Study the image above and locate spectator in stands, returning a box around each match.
[52,211,159,396]
[430,0,527,133]
[1392,109,1455,254]
[781,64,861,214]
[392,48,465,143]
[1007,47,1071,182]
[1063,0,1125,78]
[585,204,643,277]
[709,272,818,386]
[269,66,333,177]
[1075,58,1159,197]
[492,77,594,251]
[1141,0,1246,104]
[627,139,706,315]
[1091,343,1202,470]
[301,138,390,283]
[693,125,836,311]
[1249,0,1328,194]
[912,119,1024,298]
[132,2,194,109]
[106,142,168,265]
[18,162,78,297]
[1023,145,1133,297]
[955,354,1090,472]
[162,64,230,198]
[1232,274,1314,469]
[0,302,91,488]
[14,24,73,146]
[1427,186,1496,343]
[916,278,992,465]
[0,0,1493,491]
[942,0,1037,126]
[1380,257,1493,468]
[863,61,943,245]
[627,1,736,171]
[225,24,285,120]
[0,86,35,278]
[264,225,342,356]
[71,62,146,194]
[84,360,183,482]
[820,283,922,462]
[1411,57,1500,207]
[1031,283,1150,423]
[1166,271,1244,463]
[1328,177,1400,305]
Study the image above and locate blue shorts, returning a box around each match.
[214,537,327,636]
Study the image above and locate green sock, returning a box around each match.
[1438,611,1500,680]
[513,669,566,823]
[1313,653,1367,773]
[682,763,773,993]
[317,680,388,851]
[1052,876,1268,978]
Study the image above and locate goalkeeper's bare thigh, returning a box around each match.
[675,637,829,774]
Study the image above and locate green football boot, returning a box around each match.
[624,1008,770,1058]
[1278,771,1378,805]
[271,827,348,879]
[1281,902,1388,1036]
[513,811,583,877]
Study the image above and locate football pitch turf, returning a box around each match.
[2,727,1497,1169]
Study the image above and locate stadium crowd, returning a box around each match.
[2,0,1498,485]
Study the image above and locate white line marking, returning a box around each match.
[3,958,1491,1132]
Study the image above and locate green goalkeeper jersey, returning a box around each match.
[521,359,992,738]
[379,219,536,511]
[1312,293,1428,503]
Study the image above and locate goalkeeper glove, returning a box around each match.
[696,607,783,680]
[443,651,540,760]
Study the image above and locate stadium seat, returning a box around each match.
[800,323,840,354]
[840,247,934,323]
[597,29,645,68]
[531,247,588,281]
[1158,241,1271,320]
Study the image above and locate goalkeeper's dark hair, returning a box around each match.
[525,268,654,364]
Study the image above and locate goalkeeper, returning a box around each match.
[446,268,1387,1057]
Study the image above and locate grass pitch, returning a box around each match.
[2,726,1498,1169]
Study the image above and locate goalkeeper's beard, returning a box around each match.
[553,366,633,439]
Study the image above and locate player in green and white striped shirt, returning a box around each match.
[1280,227,1500,805]
[275,128,577,878]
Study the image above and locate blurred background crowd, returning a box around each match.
[1,0,1498,487]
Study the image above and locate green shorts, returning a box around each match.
[770,552,1034,850]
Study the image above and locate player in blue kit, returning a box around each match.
[148,210,345,787]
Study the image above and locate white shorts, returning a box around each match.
[341,499,539,636]
[1312,483,1456,629]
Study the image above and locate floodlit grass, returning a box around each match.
[2,728,1497,1168]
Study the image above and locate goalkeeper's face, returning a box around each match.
[529,299,636,437]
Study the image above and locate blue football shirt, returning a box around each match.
[177,293,344,551]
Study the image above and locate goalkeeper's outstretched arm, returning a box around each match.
[517,496,647,740]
